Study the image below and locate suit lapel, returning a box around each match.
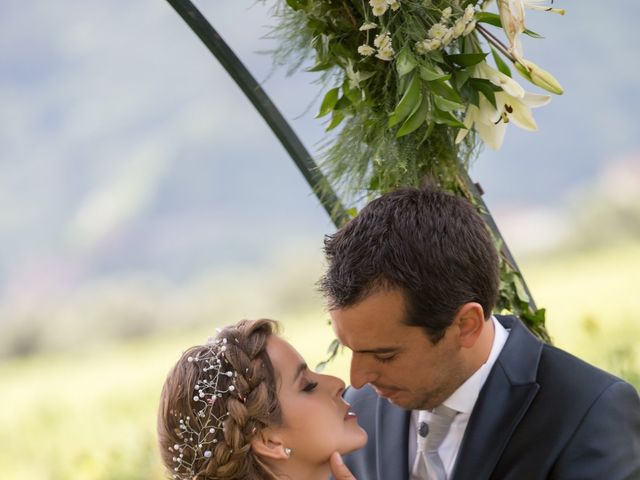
[376,396,410,480]
[451,316,543,480]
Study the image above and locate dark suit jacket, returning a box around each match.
[342,315,640,480]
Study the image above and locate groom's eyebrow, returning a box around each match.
[293,362,308,383]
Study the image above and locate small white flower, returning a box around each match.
[374,32,392,50]
[463,19,477,36]
[428,23,448,40]
[415,38,442,54]
[376,47,395,61]
[389,0,401,11]
[372,5,387,15]
[359,21,378,31]
[441,7,453,20]
[453,19,466,37]
[463,4,476,23]
[370,0,388,15]
[358,44,376,56]
[441,28,455,46]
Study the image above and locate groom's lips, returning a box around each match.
[372,385,401,398]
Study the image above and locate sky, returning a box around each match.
[0,0,639,304]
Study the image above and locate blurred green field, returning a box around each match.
[1,242,638,479]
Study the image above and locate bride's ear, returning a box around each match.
[250,428,291,461]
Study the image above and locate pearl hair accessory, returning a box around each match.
[168,335,239,480]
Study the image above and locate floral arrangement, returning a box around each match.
[267,0,565,339]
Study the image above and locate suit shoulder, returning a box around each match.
[539,343,633,398]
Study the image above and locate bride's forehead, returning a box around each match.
[267,335,304,368]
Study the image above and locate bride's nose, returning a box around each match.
[323,373,346,396]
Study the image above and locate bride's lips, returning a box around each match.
[344,402,357,421]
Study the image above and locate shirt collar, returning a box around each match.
[442,316,509,414]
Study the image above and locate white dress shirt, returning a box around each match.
[409,316,509,479]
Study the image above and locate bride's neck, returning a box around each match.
[274,459,331,480]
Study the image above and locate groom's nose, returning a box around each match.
[349,353,377,389]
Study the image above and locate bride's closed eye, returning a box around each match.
[302,380,319,392]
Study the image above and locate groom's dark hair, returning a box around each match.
[320,186,499,343]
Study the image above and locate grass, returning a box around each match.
[1,241,638,478]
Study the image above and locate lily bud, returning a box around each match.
[516,59,564,95]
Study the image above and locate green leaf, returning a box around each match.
[475,12,543,38]
[524,28,544,39]
[388,73,421,128]
[453,69,471,90]
[285,0,307,10]
[514,275,531,303]
[491,48,512,77]
[433,95,464,112]
[461,81,480,107]
[419,64,450,82]
[334,95,351,110]
[396,48,418,77]
[431,108,466,129]
[446,52,488,68]
[468,78,501,109]
[418,121,435,147]
[475,11,502,28]
[342,80,361,104]
[316,87,340,118]
[306,61,333,72]
[396,93,428,137]
[427,79,462,104]
[325,111,345,131]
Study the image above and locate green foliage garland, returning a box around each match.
[267,0,566,343]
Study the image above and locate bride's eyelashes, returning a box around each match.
[302,380,319,392]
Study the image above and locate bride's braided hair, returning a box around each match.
[158,319,283,480]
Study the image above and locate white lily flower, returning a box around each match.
[497,0,525,61]
[524,0,565,15]
[476,62,524,98]
[456,96,505,150]
[495,90,550,131]
[456,71,550,150]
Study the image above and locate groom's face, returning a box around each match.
[330,287,468,410]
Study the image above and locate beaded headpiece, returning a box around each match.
[168,334,239,480]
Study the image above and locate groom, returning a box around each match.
[321,186,640,480]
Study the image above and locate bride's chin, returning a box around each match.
[339,429,368,455]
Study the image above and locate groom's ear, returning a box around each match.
[453,302,485,348]
[250,428,290,461]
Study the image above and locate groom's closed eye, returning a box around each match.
[374,353,397,363]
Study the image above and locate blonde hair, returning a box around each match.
[158,319,282,479]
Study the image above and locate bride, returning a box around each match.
[158,319,366,479]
